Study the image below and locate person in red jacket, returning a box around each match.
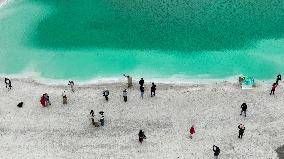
[270,83,277,95]
[189,125,195,139]
[40,95,46,107]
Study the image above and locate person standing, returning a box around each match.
[138,130,146,143]
[240,103,247,117]
[123,74,133,88]
[270,83,277,95]
[44,93,51,106]
[103,88,109,101]
[213,145,220,159]
[123,89,127,102]
[151,82,156,97]
[189,125,195,139]
[276,74,281,85]
[140,86,144,98]
[238,124,245,139]
[139,78,144,86]
[4,78,12,90]
[99,111,105,126]
[68,81,75,92]
[40,94,46,107]
[62,91,67,105]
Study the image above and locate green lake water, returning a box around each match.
[0,0,283,80]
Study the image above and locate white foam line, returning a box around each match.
[0,72,275,87]
[0,0,8,8]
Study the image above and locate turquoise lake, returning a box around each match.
[0,0,283,80]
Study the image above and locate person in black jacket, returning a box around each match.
[276,74,281,85]
[240,103,247,117]
[139,78,144,86]
[138,130,146,143]
[5,78,12,90]
[238,124,245,139]
[151,82,156,97]
[213,145,220,159]
[103,88,109,101]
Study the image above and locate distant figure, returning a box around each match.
[44,93,51,106]
[90,110,99,127]
[270,83,277,95]
[151,82,156,97]
[240,103,247,117]
[40,94,46,107]
[62,91,67,105]
[90,110,94,117]
[99,111,104,126]
[103,88,109,101]
[189,125,195,139]
[238,124,245,139]
[123,74,133,88]
[140,86,144,98]
[213,145,220,159]
[123,89,127,102]
[276,74,282,85]
[4,78,12,90]
[138,130,146,143]
[139,78,144,86]
[17,102,23,108]
[68,81,75,92]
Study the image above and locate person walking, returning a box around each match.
[140,86,144,98]
[270,83,277,95]
[276,74,282,85]
[240,103,247,117]
[62,91,67,105]
[139,78,144,86]
[123,89,127,102]
[189,125,195,139]
[151,82,156,97]
[103,88,109,101]
[238,124,245,139]
[213,145,220,159]
[138,130,146,143]
[123,74,133,88]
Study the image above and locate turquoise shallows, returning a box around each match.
[0,0,283,80]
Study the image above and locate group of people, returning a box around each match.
[2,73,281,158]
[90,110,104,127]
[101,76,157,102]
[270,74,281,95]
[40,93,51,107]
[138,78,156,99]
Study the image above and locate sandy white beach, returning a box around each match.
[0,77,283,159]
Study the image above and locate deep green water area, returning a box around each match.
[0,0,283,80]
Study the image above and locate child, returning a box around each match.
[123,89,127,102]
[62,91,67,105]
[189,125,195,139]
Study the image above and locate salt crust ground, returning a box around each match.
[0,78,283,159]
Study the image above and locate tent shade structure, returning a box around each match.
[239,76,256,89]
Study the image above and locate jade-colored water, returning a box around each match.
[0,0,283,80]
